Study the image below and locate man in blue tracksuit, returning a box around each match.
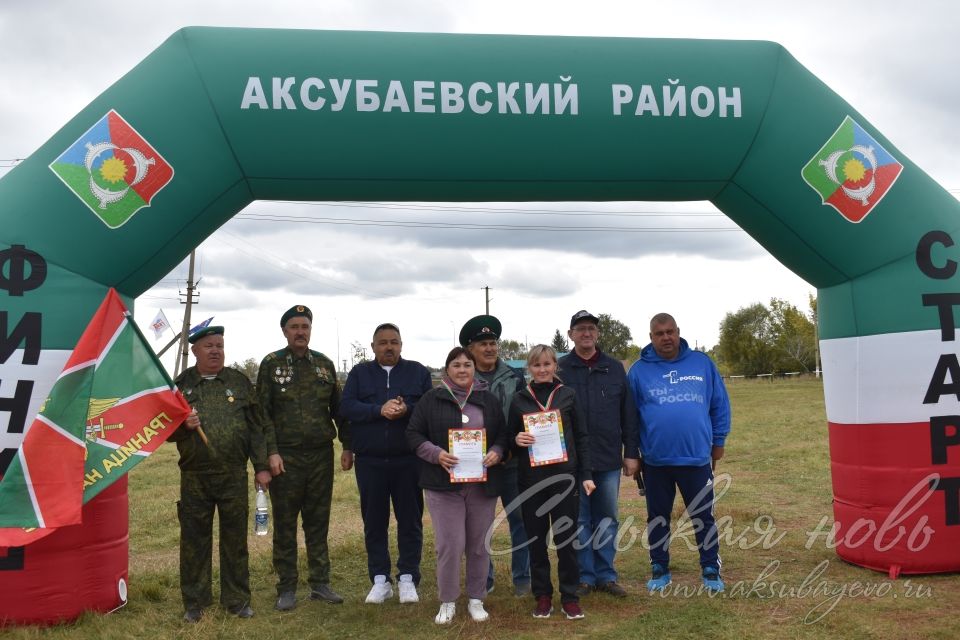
[558,310,639,598]
[339,323,433,605]
[626,313,730,593]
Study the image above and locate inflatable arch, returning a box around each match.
[1,28,958,622]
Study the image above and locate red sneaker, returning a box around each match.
[532,595,553,618]
[562,601,585,620]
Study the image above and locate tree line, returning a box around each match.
[229,298,818,380]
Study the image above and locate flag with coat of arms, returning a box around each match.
[0,289,191,548]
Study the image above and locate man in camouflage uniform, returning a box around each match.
[170,326,272,623]
[258,305,348,610]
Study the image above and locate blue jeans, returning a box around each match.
[577,468,621,585]
[487,463,530,588]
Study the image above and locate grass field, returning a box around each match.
[6,378,959,639]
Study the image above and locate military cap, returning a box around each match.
[459,315,502,347]
[280,304,312,327]
[188,325,224,344]
[569,309,600,328]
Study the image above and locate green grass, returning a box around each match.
[5,378,959,639]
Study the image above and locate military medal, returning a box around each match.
[226,389,235,403]
[276,356,295,385]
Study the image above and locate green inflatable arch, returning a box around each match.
[2,28,959,601]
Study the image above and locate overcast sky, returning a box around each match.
[3,1,958,371]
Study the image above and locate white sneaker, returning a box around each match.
[398,574,419,603]
[435,602,456,624]
[365,575,394,604]
[467,598,489,622]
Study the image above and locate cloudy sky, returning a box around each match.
[2,1,958,371]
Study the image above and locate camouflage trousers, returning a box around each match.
[178,470,250,610]
[269,444,334,593]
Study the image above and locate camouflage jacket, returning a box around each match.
[171,366,269,473]
[257,347,347,454]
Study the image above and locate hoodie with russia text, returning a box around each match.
[626,338,730,466]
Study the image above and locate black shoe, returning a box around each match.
[275,591,297,611]
[228,604,254,618]
[310,584,344,604]
[596,581,628,597]
[514,581,532,597]
[182,608,203,623]
[575,583,594,597]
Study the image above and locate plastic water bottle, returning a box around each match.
[255,486,269,536]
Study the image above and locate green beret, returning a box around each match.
[188,325,224,344]
[458,315,502,347]
[280,305,312,327]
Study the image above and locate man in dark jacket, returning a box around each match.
[339,323,433,605]
[558,310,640,598]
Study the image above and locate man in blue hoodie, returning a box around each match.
[339,323,433,605]
[626,313,730,594]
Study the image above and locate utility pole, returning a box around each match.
[483,286,490,314]
[175,250,198,378]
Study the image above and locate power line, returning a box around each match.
[234,212,740,233]
[269,200,726,218]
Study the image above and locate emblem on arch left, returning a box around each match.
[49,109,174,229]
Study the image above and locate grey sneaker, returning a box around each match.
[275,591,297,611]
[182,608,203,623]
[514,581,532,597]
[227,604,254,618]
[310,584,344,604]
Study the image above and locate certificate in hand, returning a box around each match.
[523,409,568,466]
[448,428,487,483]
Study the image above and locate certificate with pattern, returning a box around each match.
[448,428,487,482]
[523,409,568,466]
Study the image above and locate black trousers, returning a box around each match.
[354,454,424,584]
[519,473,581,603]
